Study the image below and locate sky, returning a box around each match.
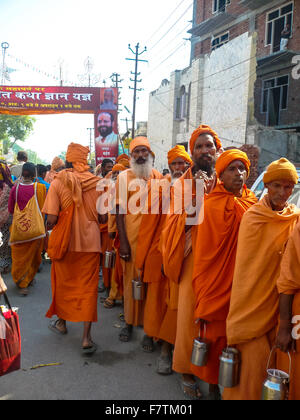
[0,0,193,163]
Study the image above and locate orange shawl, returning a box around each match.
[227,196,300,345]
[160,168,198,285]
[277,220,300,295]
[134,170,165,283]
[193,183,257,322]
[47,169,100,260]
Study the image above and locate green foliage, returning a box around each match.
[0,115,36,153]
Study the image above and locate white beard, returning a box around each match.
[130,156,154,179]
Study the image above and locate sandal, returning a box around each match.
[141,335,154,353]
[181,381,202,400]
[82,342,98,356]
[103,298,115,309]
[48,319,68,336]
[156,354,173,375]
[19,288,29,297]
[119,326,132,342]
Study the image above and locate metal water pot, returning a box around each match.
[104,250,116,269]
[218,347,240,388]
[191,322,210,367]
[132,277,145,301]
[262,348,291,401]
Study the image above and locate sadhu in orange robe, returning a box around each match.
[192,153,257,385]
[161,167,207,370]
[277,220,300,401]
[223,195,300,400]
[115,166,163,327]
[135,176,170,342]
[43,167,101,323]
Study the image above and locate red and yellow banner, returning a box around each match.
[0,86,101,115]
[0,85,121,163]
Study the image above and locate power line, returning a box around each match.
[145,0,190,45]
[150,41,187,73]
[126,43,148,139]
[147,23,191,69]
[148,3,193,52]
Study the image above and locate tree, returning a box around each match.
[0,115,36,154]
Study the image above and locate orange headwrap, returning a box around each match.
[116,154,130,168]
[112,164,126,173]
[189,124,222,154]
[129,136,151,154]
[66,143,90,173]
[168,145,193,166]
[263,158,299,185]
[51,157,65,171]
[215,149,251,179]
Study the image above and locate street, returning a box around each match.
[0,260,208,401]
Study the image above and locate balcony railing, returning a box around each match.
[188,11,236,38]
[239,0,280,9]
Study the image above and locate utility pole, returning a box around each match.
[87,128,94,165]
[126,43,147,139]
[1,42,9,85]
[110,73,123,113]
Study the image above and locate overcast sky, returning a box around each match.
[0,0,192,162]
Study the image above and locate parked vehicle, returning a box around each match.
[251,169,300,207]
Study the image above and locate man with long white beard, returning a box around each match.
[115,137,164,347]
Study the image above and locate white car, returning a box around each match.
[251,169,300,207]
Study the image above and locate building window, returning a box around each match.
[266,2,293,53]
[213,0,230,14]
[261,75,289,126]
[175,86,187,120]
[211,32,229,51]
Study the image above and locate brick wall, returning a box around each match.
[239,144,260,187]
[224,144,260,187]
[254,69,300,127]
[256,1,300,58]
[193,0,250,58]
[195,0,248,25]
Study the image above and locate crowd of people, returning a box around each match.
[0,124,300,400]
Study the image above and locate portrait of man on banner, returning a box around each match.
[100,88,118,111]
[95,110,119,164]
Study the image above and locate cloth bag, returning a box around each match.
[0,293,21,376]
[9,182,46,245]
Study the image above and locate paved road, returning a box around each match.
[0,261,209,401]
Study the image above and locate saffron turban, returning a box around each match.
[129,136,152,154]
[116,154,130,168]
[167,145,193,165]
[51,157,65,171]
[263,158,299,185]
[112,164,126,173]
[215,149,251,179]
[189,124,222,154]
[66,143,90,173]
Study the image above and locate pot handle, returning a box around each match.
[197,320,207,340]
[267,346,292,380]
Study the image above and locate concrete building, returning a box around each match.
[148,0,300,176]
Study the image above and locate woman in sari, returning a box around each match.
[8,163,46,296]
[0,160,14,274]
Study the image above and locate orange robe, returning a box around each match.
[161,168,200,371]
[277,220,300,401]
[192,183,257,385]
[116,168,162,327]
[107,213,123,301]
[11,183,46,289]
[223,197,300,400]
[135,175,167,339]
[43,170,101,323]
